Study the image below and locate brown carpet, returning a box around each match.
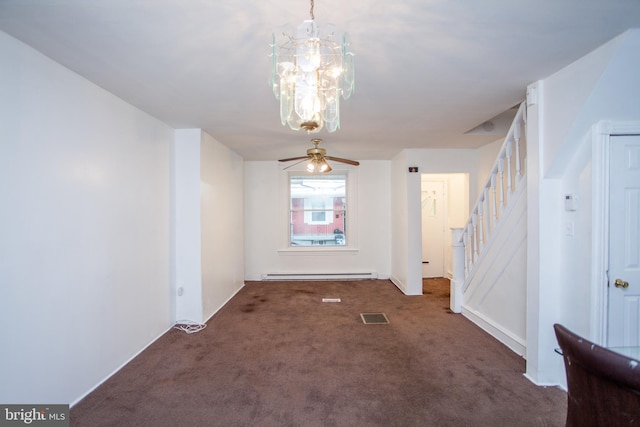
[71,278,566,426]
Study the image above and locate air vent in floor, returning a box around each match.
[360,313,389,324]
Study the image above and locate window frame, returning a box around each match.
[303,196,334,225]
[279,166,358,254]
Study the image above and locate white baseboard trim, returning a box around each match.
[71,283,246,408]
[261,272,378,280]
[523,373,566,389]
[390,275,407,294]
[461,305,526,357]
[70,321,175,407]
[203,282,246,323]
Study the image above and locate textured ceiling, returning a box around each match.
[1,0,639,160]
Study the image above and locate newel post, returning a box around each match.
[450,227,465,313]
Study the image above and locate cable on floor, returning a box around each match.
[174,320,207,334]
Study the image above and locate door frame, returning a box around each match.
[592,120,640,345]
[420,177,446,278]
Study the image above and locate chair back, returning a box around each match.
[554,323,640,426]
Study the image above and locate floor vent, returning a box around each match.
[360,313,390,324]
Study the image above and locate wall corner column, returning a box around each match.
[450,227,465,313]
[173,129,204,323]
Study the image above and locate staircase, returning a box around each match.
[451,102,528,356]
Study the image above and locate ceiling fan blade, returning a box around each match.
[326,156,360,166]
[279,155,310,162]
[282,158,310,170]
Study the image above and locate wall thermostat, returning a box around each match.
[564,193,578,211]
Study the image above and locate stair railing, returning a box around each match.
[450,102,527,312]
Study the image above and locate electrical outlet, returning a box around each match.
[564,220,574,237]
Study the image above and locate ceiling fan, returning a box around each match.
[279,139,360,173]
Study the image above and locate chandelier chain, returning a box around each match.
[310,0,315,20]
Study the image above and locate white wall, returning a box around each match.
[200,131,244,320]
[390,151,414,293]
[174,129,245,323]
[447,174,470,228]
[243,161,390,281]
[462,184,528,355]
[174,129,203,322]
[403,148,482,207]
[0,32,173,404]
[526,28,640,386]
[476,138,504,195]
[391,148,481,295]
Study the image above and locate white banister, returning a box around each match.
[483,187,490,235]
[506,139,513,196]
[497,160,505,218]
[472,213,478,260]
[477,197,484,250]
[491,174,497,227]
[514,122,522,180]
[467,223,474,269]
[453,101,527,293]
[463,230,470,276]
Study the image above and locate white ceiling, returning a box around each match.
[1,0,639,161]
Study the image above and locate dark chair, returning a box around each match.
[554,323,640,426]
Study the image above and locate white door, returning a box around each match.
[608,135,640,347]
[421,180,445,278]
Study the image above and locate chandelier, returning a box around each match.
[269,0,354,133]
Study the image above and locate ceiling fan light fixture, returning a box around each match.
[270,0,354,134]
[306,157,332,174]
[319,159,332,173]
[279,139,358,174]
[306,160,317,172]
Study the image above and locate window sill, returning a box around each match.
[277,247,359,255]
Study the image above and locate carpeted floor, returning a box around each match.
[71,278,567,426]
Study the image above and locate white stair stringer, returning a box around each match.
[461,179,527,356]
[451,101,529,357]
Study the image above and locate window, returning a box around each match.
[304,197,333,224]
[289,174,347,246]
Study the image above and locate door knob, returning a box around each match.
[615,278,629,289]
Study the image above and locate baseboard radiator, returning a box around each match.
[261,272,378,281]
